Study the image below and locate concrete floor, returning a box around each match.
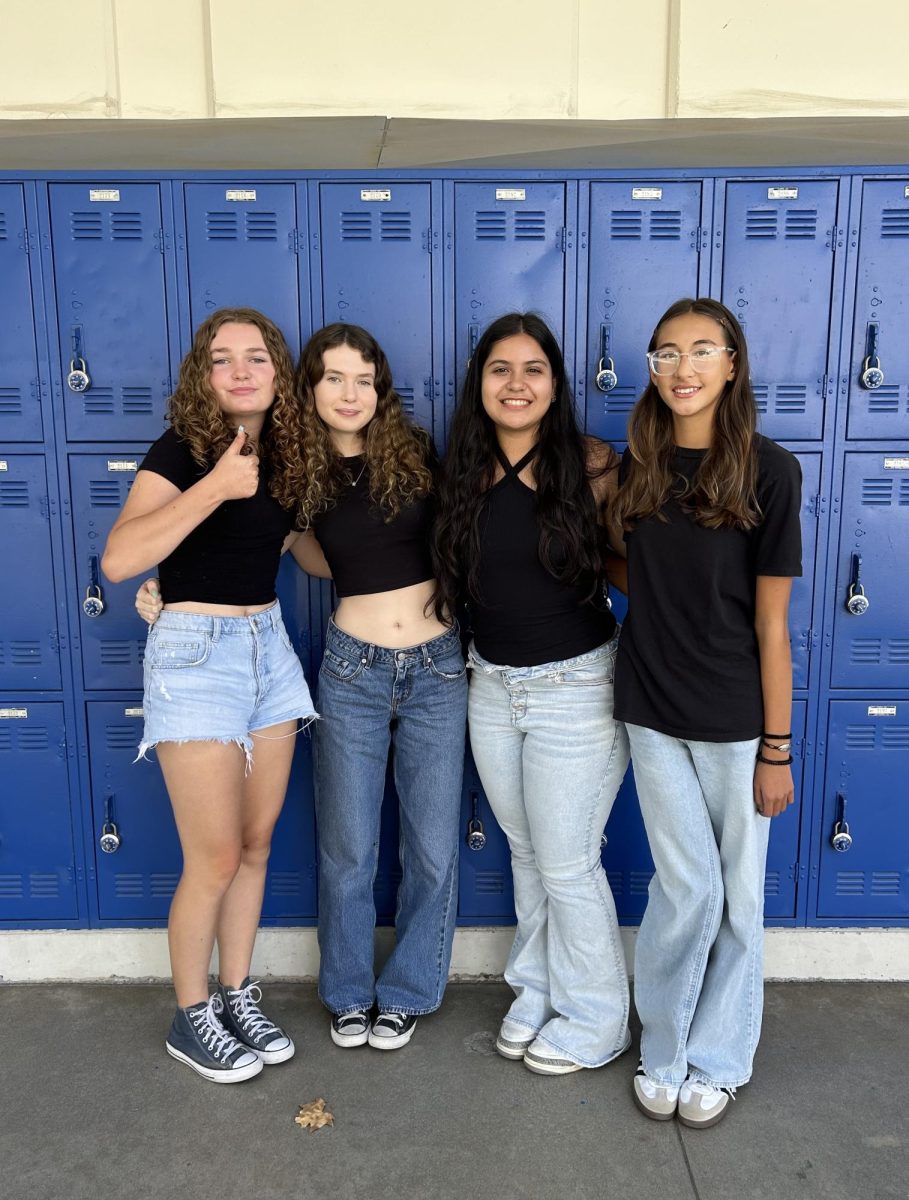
[1,982,907,1200]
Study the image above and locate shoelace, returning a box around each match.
[337,1010,369,1029]
[192,994,243,1061]
[228,980,280,1039]
[376,1012,408,1031]
[685,1080,736,1101]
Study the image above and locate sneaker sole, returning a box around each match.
[495,1038,533,1061]
[523,1053,584,1075]
[331,1027,370,1048]
[165,1041,263,1083]
[257,1040,295,1065]
[677,1100,730,1130]
[367,1027,416,1050]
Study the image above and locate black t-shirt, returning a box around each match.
[310,457,435,598]
[614,435,802,741]
[139,428,294,605]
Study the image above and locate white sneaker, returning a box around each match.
[632,1065,680,1120]
[678,1079,734,1128]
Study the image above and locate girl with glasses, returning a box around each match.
[613,297,802,1127]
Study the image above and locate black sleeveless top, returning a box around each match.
[471,447,617,667]
[311,457,435,598]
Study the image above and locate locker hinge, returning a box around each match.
[290,229,303,255]
[156,228,165,254]
[38,495,50,521]
[422,227,438,254]
[789,862,808,882]
[49,630,60,657]
[812,493,822,518]
[560,227,569,253]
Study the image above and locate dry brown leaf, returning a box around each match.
[294,1098,334,1131]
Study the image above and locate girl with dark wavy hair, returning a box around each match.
[104,308,317,1084]
[614,298,801,1129]
[433,312,631,1076]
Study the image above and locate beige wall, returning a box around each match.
[3,0,908,121]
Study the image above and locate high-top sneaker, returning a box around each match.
[165,994,263,1083]
[218,978,295,1065]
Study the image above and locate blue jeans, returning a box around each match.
[467,637,631,1067]
[626,724,769,1089]
[313,619,468,1016]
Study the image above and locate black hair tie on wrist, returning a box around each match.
[756,753,794,766]
[762,731,791,740]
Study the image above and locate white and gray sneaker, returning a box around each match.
[165,994,263,1084]
[678,1079,735,1128]
[331,1009,371,1048]
[218,978,294,1065]
[632,1063,681,1120]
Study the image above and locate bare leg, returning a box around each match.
[217,721,297,988]
[157,740,246,1009]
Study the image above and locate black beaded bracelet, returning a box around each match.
[762,731,791,740]
[756,753,794,766]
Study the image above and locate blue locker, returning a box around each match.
[720,180,839,441]
[0,184,43,442]
[48,183,172,442]
[0,702,78,921]
[453,182,567,383]
[791,452,820,689]
[457,753,514,921]
[87,701,317,921]
[585,181,703,441]
[817,701,909,919]
[317,183,436,430]
[831,453,909,688]
[69,454,146,690]
[184,183,304,356]
[0,454,61,690]
[846,179,909,440]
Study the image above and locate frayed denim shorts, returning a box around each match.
[138,601,317,766]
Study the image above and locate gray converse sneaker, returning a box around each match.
[165,994,263,1083]
[218,978,295,1065]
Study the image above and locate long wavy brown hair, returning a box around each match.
[168,307,304,510]
[613,297,761,532]
[276,323,433,527]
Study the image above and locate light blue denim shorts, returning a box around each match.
[138,601,317,765]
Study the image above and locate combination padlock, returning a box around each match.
[860,357,884,390]
[831,821,853,853]
[99,820,121,854]
[465,792,487,851]
[83,584,106,618]
[845,553,869,616]
[595,357,618,393]
[67,357,91,393]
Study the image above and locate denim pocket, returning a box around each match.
[427,650,467,682]
[146,632,211,670]
[320,647,366,683]
[276,622,295,653]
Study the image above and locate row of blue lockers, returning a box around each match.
[0,168,907,931]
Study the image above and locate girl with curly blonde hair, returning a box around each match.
[105,307,317,1085]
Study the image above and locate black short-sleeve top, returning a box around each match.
[139,428,295,605]
[614,435,802,742]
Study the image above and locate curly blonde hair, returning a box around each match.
[274,323,434,527]
[167,308,305,516]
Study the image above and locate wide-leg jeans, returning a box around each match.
[467,636,631,1067]
[627,723,769,1089]
[314,619,468,1016]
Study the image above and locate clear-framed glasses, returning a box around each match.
[646,346,736,376]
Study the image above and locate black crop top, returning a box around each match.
[471,448,617,667]
[311,457,435,598]
[139,428,294,605]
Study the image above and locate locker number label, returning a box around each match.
[226,189,257,201]
[632,188,663,200]
[124,707,144,717]
[904,186,909,198]
[867,705,897,716]
[883,457,909,470]
[768,187,799,199]
[0,461,7,471]
[0,708,28,719]
[89,189,121,202]
[107,461,138,472]
[495,189,526,201]
[360,189,391,201]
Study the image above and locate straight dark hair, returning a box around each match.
[433,312,604,619]
[613,297,761,532]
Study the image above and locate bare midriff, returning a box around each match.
[162,600,276,617]
[333,578,450,649]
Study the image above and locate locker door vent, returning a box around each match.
[17,728,49,751]
[849,639,882,664]
[861,478,893,505]
[30,873,59,897]
[340,212,372,240]
[785,209,818,239]
[871,873,903,896]
[745,208,777,238]
[764,871,781,896]
[106,723,138,750]
[630,870,653,895]
[373,867,403,892]
[8,641,41,665]
[99,642,136,667]
[900,480,909,505]
[475,211,507,240]
[110,213,143,241]
[70,212,104,240]
[882,726,909,748]
[150,874,178,898]
[269,871,304,897]
[89,480,123,507]
[774,384,808,413]
[514,211,546,240]
[602,387,637,415]
[205,212,239,240]
[866,385,901,414]
[380,212,411,241]
[881,208,909,238]
[0,388,23,416]
[650,211,682,239]
[0,729,11,751]
[83,388,115,416]
[114,874,144,898]
[122,387,153,415]
[845,725,876,748]
[0,875,23,898]
[395,387,415,416]
[245,212,278,241]
[0,481,29,506]
[0,213,7,239]
[610,210,643,239]
[889,640,909,665]
[606,870,623,893]
[473,870,507,895]
[835,871,865,896]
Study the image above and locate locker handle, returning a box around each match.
[845,553,869,616]
[594,323,618,393]
[99,794,121,854]
[465,790,486,851]
[830,792,852,853]
[66,326,92,393]
[860,322,884,390]
[83,555,107,618]
[467,322,479,365]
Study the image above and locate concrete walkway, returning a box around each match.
[1,982,907,1200]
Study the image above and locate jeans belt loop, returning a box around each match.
[364,642,376,669]
[421,643,432,668]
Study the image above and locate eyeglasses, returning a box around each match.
[646,346,735,376]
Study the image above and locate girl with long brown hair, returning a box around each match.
[104,308,317,1083]
[613,297,802,1128]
